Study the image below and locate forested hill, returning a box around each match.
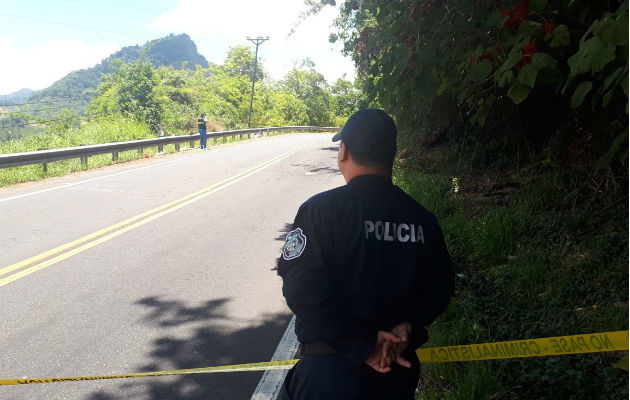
[0,89,34,106]
[27,33,208,110]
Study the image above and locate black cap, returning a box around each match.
[332,108,397,163]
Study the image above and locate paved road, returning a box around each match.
[0,134,344,400]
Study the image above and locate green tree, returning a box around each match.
[330,76,363,117]
[282,59,334,125]
[319,0,628,165]
[85,46,351,132]
[155,67,198,132]
[89,60,163,130]
[222,45,265,81]
[258,88,310,126]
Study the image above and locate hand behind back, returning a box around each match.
[365,323,413,373]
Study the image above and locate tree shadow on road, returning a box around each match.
[292,163,340,175]
[290,145,340,176]
[275,223,294,242]
[87,296,292,400]
[271,222,294,272]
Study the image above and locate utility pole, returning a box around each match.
[246,36,269,128]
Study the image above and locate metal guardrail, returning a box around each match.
[0,126,340,169]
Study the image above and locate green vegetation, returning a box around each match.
[303,0,629,398]
[0,41,364,186]
[0,115,153,186]
[393,145,627,399]
[0,2,626,395]
[324,0,627,166]
[27,33,208,111]
[0,34,210,138]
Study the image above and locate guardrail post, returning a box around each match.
[190,139,194,148]
[232,134,235,141]
[175,143,180,152]
[248,132,251,139]
[266,127,270,136]
[43,163,47,173]
[112,152,118,162]
[158,144,164,153]
[81,156,87,168]
[239,132,243,140]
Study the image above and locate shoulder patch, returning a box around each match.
[282,228,307,260]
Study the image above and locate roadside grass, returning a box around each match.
[394,147,628,400]
[0,116,153,186]
[0,120,310,187]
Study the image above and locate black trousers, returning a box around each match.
[279,351,420,400]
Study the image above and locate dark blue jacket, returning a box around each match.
[278,174,454,364]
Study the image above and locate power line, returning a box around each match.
[0,12,152,38]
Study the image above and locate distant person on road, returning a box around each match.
[277,109,454,400]
[198,113,208,149]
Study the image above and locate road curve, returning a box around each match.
[0,133,344,400]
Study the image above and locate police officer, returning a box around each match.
[198,113,208,149]
[277,109,454,400]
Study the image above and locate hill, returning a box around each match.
[0,89,34,106]
[27,33,208,112]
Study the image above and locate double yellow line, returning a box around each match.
[0,143,312,288]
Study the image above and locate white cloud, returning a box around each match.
[0,1,355,95]
[0,39,117,95]
[151,0,298,40]
[150,0,355,83]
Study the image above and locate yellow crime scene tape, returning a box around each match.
[1,331,626,386]
[414,330,628,363]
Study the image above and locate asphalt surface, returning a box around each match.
[0,133,345,400]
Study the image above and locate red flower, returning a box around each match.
[512,42,537,70]
[480,50,494,62]
[542,21,556,33]
[513,7,527,21]
[471,56,480,64]
[502,9,518,30]
[514,0,529,11]
[502,1,528,30]
[358,41,366,55]
[520,42,537,64]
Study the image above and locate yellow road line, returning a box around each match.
[0,142,312,288]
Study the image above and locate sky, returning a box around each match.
[0,0,356,95]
